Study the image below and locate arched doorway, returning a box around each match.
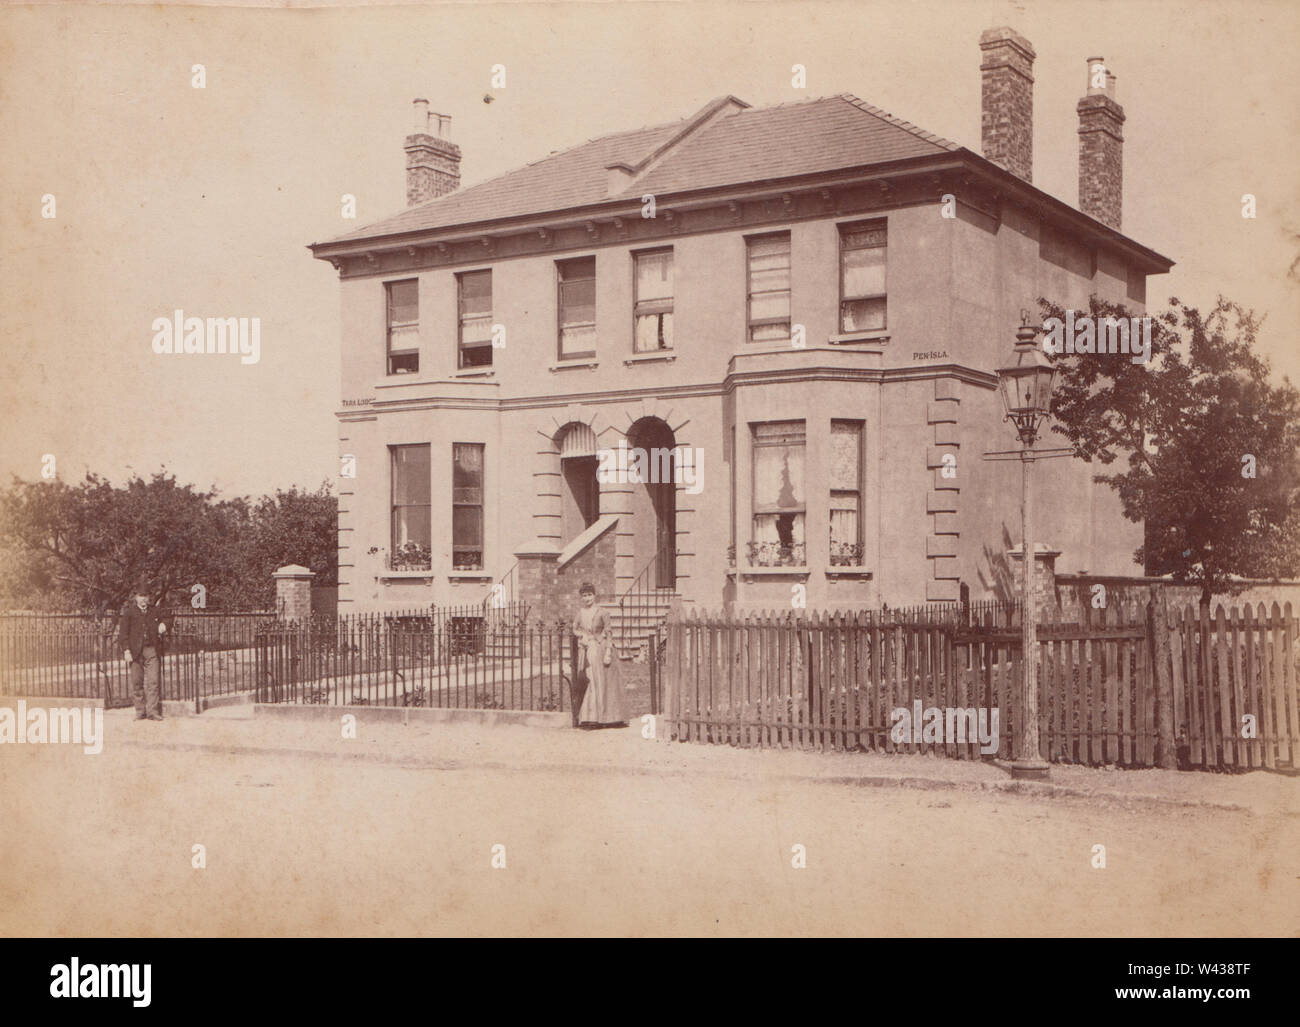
[626,417,676,589]
[556,421,600,545]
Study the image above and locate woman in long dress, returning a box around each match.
[573,582,627,727]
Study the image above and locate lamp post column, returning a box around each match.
[1012,446,1048,779]
[992,313,1064,779]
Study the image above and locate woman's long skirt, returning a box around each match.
[577,641,627,724]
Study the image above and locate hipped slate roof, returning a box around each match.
[326,94,960,245]
[314,91,1172,273]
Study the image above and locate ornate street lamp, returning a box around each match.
[989,314,1068,780]
[997,320,1058,446]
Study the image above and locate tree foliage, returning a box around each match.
[1041,294,1300,604]
[213,484,338,609]
[0,470,336,612]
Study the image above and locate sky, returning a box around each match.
[1,0,1297,501]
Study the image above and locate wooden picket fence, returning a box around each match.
[980,601,1151,765]
[661,596,1299,771]
[1153,599,1298,770]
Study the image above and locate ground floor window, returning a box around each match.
[390,443,431,569]
[452,443,485,571]
[830,420,864,566]
[750,420,806,566]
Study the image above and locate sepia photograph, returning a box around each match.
[0,0,1297,978]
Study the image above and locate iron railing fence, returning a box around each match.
[254,607,579,715]
[0,610,277,704]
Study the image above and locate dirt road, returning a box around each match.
[2,712,1295,936]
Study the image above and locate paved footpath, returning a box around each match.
[116,704,1298,817]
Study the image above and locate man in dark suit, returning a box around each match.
[118,587,167,721]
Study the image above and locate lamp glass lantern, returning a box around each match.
[997,323,1057,446]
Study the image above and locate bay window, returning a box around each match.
[830,420,864,566]
[750,420,806,567]
[390,444,431,569]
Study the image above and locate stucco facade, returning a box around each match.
[312,71,1171,617]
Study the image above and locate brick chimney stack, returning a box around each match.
[1077,57,1125,229]
[979,27,1036,182]
[405,99,461,206]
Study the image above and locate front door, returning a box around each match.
[651,475,676,590]
[629,417,678,591]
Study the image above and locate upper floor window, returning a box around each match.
[457,270,493,369]
[390,443,431,569]
[839,220,887,333]
[452,443,485,571]
[386,279,419,375]
[557,256,596,359]
[633,248,674,353]
[750,420,806,567]
[830,420,864,566]
[746,232,791,343]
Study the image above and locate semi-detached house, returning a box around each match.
[309,27,1173,636]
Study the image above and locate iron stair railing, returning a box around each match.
[616,539,677,654]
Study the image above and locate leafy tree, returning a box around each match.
[0,470,229,612]
[0,472,338,613]
[213,483,338,609]
[1040,294,1300,607]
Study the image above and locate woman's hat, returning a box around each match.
[579,582,596,595]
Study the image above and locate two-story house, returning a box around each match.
[309,26,1173,628]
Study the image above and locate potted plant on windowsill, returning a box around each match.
[829,542,864,567]
[389,542,432,572]
[746,541,806,568]
[452,551,484,573]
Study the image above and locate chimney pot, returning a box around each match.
[405,101,461,206]
[1085,58,1117,99]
